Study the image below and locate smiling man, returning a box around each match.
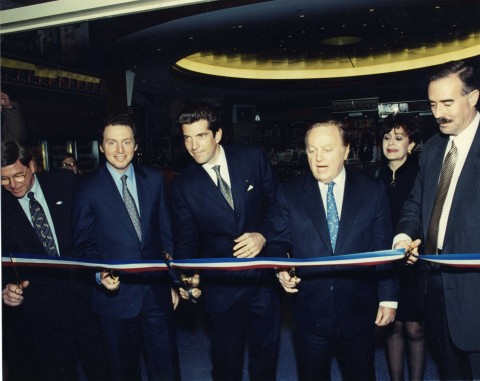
[1,140,107,381]
[272,120,398,381]
[171,102,281,381]
[72,115,180,381]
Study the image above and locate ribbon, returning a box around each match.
[3,250,480,272]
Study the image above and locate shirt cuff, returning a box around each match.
[392,233,412,249]
[379,301,398,309]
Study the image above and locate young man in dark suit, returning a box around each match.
[1,140,107,381]
[72,115,179,381]
[273,121,398,381]
[398,60,480,380]
[171,102,280,381]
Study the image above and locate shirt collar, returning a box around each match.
[450,111,480,148]
[20,173,39,201]
[203,145,227,171]
[318,166,346,189]
[106,162,134,183]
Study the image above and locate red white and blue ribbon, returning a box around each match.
[3,250,480,272]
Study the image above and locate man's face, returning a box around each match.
[99,124,138,173]
[1,160,35,198]
[182,119,222,165]
[428,74,479,136]
[306,124,349,184]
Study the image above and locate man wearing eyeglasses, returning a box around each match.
[1,140,107,381]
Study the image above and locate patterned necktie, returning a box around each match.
[212,165,234,209]
[326,182,339,251]
[121,175,142,241]
[27,191,59,257]
[425,140,458,254]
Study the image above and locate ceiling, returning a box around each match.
[2,0,480,105]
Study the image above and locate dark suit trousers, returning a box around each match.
[98,286,179,381]
[424,272,474,380]
[295,325,375,381]
[208,284,280,381]
[3,277,78,381]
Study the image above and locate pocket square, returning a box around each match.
[56,201,64,205]
[247,185,254,191]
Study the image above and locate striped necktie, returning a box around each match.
[425,140,458,254]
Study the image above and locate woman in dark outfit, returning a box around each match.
[376,115,426,381]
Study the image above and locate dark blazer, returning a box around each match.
[396,122,480,352]
[2,170,75,306]
[171,146,279,313]
[274,169,398,338]
[1,170,79,380]
[72,164,173,318]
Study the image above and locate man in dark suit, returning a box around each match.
[171,102,280,381]
[397,60,480,380]
[1,140,107,381]
[273,121,398,381]
[72,115,179,381]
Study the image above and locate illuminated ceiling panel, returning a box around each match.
[175,33,480,79]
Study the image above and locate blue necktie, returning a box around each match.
[28,191,59,256]
[326,182,339,251]
[121,175,142,241]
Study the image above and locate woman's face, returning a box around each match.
[382,127,416,163]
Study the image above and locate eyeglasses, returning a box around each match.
[1,170,28,185]
[61,162,76,168]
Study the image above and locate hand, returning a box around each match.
[0,92,12,109]
[276,270,300,293]
[179,274,201,301]
[375,306,396,326]
[100,270,120,291]
[395,239,421,265]
[233,232,266,258]
[171,288,180,310]
[2,281,29,307]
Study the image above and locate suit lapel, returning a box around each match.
[335,171,362,253]
[189,163,233,211]
[96,166,139,241]
[301,174,332,252]
[225,150,246,216]
[423,137,449,235]
[134,166,151,243]
[444,123,480,246]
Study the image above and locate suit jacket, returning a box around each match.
[273,169,398,338]
[171,146,279,313]
[1,170,78,378]
[396,121,480,351]
[72,164,173,319]
[2,170,76,306]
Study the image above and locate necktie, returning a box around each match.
[121,175,142,241]
[212,165,234,209]
[326,182,339,251]
[425,140,458,254]
[27,192,59,257]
